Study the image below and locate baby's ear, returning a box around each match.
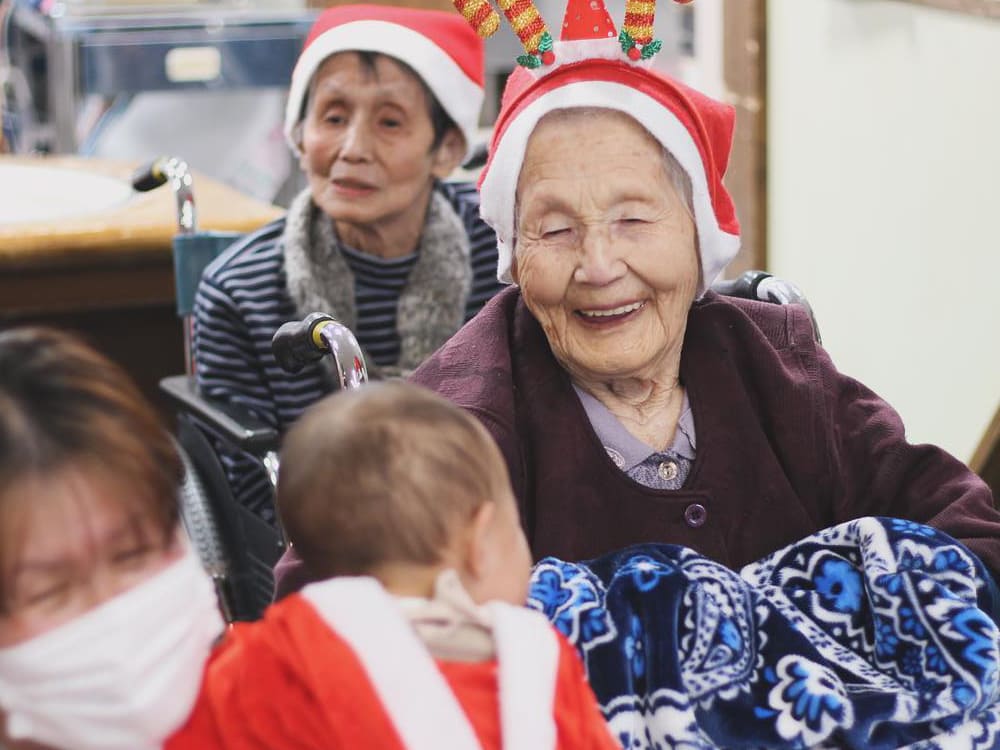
[465,501,497,581]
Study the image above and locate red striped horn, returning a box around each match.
[451,0,501,38]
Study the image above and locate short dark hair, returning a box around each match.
[300,50,459,151]
[277,381,511,580]
[0,328,182,608]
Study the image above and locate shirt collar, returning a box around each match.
[573,385,697,471]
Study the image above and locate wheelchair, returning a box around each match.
[133,158,368,622]
[168,311,366,622]
[140,155,821,623]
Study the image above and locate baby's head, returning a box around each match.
[277,382,531,605]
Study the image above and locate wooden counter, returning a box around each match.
[0,156,284,418]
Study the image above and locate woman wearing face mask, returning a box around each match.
[0,328,225,750]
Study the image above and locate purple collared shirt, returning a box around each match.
[573,385,696,490]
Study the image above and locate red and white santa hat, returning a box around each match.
[466,0,740,295]
[284,4,485,158]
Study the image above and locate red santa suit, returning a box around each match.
[167,575,618,750]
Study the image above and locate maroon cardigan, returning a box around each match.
[412,286,1000,573]
[273,286,1000,597]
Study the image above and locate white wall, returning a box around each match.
[768,0,1000,463]
[677,0,725,99]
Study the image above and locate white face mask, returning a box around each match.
[0,543,224,750]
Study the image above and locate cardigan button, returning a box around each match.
[684,503,707,528]
[658,460,678,482]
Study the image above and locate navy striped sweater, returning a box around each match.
[192,181,504,519]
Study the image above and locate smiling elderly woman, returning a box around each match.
[193,5,504,520]
[408,32,1000,581]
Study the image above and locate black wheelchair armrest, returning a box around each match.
[160,375,280,455]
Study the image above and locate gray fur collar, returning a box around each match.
[283,187,471,374]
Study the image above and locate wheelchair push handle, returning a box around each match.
[272,313,369,390]
[461,142,488,171]
[272,313,330,374]
[711,269,770,300]
[712,270,822,344]
[130,156,197,235]
[131,158,170,193]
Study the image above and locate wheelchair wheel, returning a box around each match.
[177,442,228,577]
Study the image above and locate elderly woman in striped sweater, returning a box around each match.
[192,5,503,522]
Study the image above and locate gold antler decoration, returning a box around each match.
[451,0,554,68]
[451,0,501,38]
[620,0,660,60]
[452,0,693,68]
[621,0,692,61]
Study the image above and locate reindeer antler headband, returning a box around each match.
[463,0,739,296]
[452,0,693,71]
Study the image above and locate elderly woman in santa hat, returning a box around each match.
[407,1,1000,580]
[192,4,504,522]
[272,0,1000,599]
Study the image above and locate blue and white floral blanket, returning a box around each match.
[527,517,1000,749]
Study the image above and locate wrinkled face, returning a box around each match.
[0,467,181,648]
[512,109,700,383]
[299,52,459,243]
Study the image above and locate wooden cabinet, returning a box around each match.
[0,156,283,420]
